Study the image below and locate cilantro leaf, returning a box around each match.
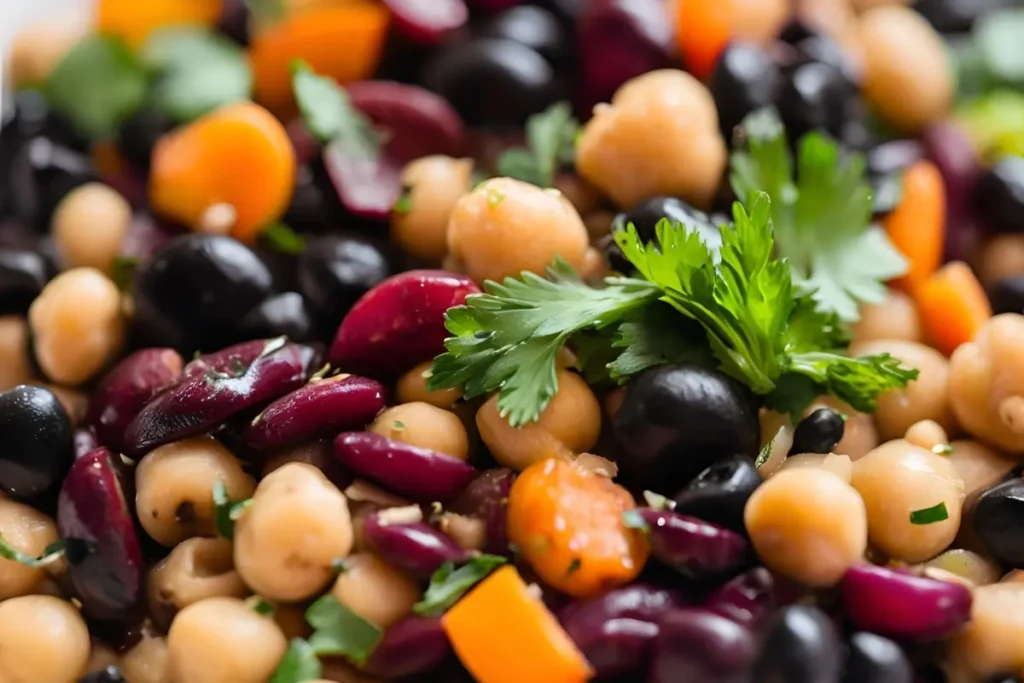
[291,61,381,159]
[427,258,661,426]
[779,351,919,414]
[270,638,322,683]
[730,108,907,322]
[0,537,65,568]
[495,102,578,187]
[305,595,383,665]
[607,304,712,381]
[413,555,507,617]
[212,481,251,540]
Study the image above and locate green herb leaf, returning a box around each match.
[730,108,907,322]
[270,638,322,683]
[291,60,381,160]
[393,190,413,214]
[932,443,955,456]
[45,35,149,139]
[142,27,253,122]
[250,597,276,615]
[427,259,661,426]
[305,595,383,665]
[212,481,251,540]
[0,536,65,568]
[773,351,919,415]
[413,555,507,617]
[567,558,582,574]
[495,102,579,187]
[910,502,950,525]
[607,302,714,381]
[259,222,307,255]
[621,509,649,531]
[111,256,140,292]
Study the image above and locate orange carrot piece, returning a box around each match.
[148,102,296,243]
[507,458,649,599]
[915,261,992,356]
[442,565,593,683]
[676,0,732,81]
[249,3,390,116]
[96,0,222,48]
[883,160,946,291]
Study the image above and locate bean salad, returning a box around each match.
[1,0,1024,682]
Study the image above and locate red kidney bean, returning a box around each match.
[448,468,515,556]
[86,348,183,454]
[58,447,143,621]
[841,564,972,641]
[636,508,748,578]
[922,123,980,259]
[328,270,479,377]
[182,338,276,379]
[558,584,683,628]
[348,81,466,160]
[566,616,658,679]
[378,0,468,45]
[321,137,403,221]
[242,374,386,451]
[333,431,476,502]
[704,567,777,630]
[362,616,452,679]
[362,513,470,579]
[649,608,757,683]
[123,339,315,457]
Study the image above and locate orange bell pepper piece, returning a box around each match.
[883,160,946,291]
[96,0,222,48]
[915,261,992,356]
[676,0,732,81]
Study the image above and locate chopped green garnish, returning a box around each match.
[212,481,251,540]
[305,595,383,665]
[259,222,307,255]
[249,597,276,615]
[621,510,649,532]
[110,256,140,293]
[393,191,413,214]
[269,638,322,683]
[0,537,65,568]
[496,102,579,187]
[486,189,506,207]
[567,558,582,575]
[392,420,406,431]
[932,443,955,456]
[910,502,950,525]
[413,555,507,617]
[331,558,348,574]
[291,60,381,159]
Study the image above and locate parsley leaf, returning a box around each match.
[777,351,919,414]
[269,638,322,683]
[607,304,712,381]
[730,108,907,322]
[496,102,578,187]
[291,60,381,159]
[0,537,65,568]
[413,555,507,617]
[305,595,383,666]
[212,481,251,540]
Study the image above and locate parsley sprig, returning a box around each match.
[496,102,579,187]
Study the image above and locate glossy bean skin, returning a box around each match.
[362,616,452,679]
[671,455,761,533]
[362,513,470,579]
[710,43,782,138]
[842,632,913,683]
[333,431,476,502]
[0,384,74,498]
[637,508,748,578]
[649,608,757,683]
[448,468,516,556]
[559,583,682,626]
[233,291,317,344]
[703,567,777,629]
[973,477,1024,567]
[0,248,55,315]
[790,408,845,455]
[751,605,842,683]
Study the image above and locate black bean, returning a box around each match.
[790,408,845,455]
[842,632,912,683]
[751,605,842,683]
[672,454,761,532]
[0,385,74,498]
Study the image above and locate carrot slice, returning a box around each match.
[249,3,390,116]
[676,0,732,81]
[883,160,946,291]
[96,0,222,48]
[507,458,649,599]
[915,261,992,356]
[442,565,593,683]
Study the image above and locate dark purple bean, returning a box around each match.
[636,508,748,578]
[349,81,466,160]
[58,448,143,621]
[74,428,100,459]
[334,431,476,502]
[559,583,682,627]
[329,270,480,377]
[123,339,314,457]
[243,375,386,451]
[922,123,980,234]
[362,514,470,578]
[118,213,184,264]
[379,0,468,44]
[704,567,777,629]
[568,616,658,679]
[449,468,515,555]
[0,385,73,498]
[0,248,55,315]
[183,338,273,378]
[751,605,841,683]
[671,454,760,533]
[843,632,912,683]
[86,348,183,454]
[362,616,452,679]
[841,563,972,641]
[648,608,756,683]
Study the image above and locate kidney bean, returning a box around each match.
[703,567,777,630]
[841,563,972,641]
[85,348,183,454]
[379,0,468,44]
[636,508,748,578]
[328,270,479,377]
[559,584,682,629]
[566,616,658,679]
[243,375,386,452]
[362,513,470,579]
[333,431,476,502]
[363,616,452,679]
[123,339,314,457]
[649,608,757,683]
[449,468,515,556]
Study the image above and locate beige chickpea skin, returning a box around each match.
[84,641,120,674]
[947,439,1017,500]
[331,553,420,628]
[396,361,463,409]
[234,463,353,602]
[121,634,171,683]
[51,183,131,274]
[0,498,60,600]
[980,235,1024,288]
[477,369,601,471]
[946,582,1024,680]
[775,452,854,484]
[851,289,922,344]
[446,177,590,285]
[904,419,950,452]
[391,156,474,261]
[744,467,868,587]
[0,316,33,392]
[167,597,287,683]
[135,435,255,547]
[148,537,248,628]
[0,595,90,683]
[851,439,964,562]
[369,402,469,459]
[7,21,84,89]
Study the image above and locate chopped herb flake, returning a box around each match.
[393,191,413,214]
[487,189,506,207]
[567,558,582,574]
[269,638,322,683]
[910,502,949,525]
[306,595,383,665]
[259,222,307,256]
[392,420,406,431]
[212,481,250,540]
[932,443,955,456]
[249,597,276,615]
[413,555,507,617]
[0,536,65,568]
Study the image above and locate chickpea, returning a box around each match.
[167,597,287,683]
[947,439,1017,500]
[135,435,255,547]
[851,439,964,562]
[575,69,726,209]
[396,361,463,409]
[0,316,33,392]
[946,583,1024,680]
[0,595,90,683]
[904,419,949,452]
[446,178,590,285]
[261,439,334,479]
[806,398,879,460]
[744,467,868,587]
[477,369,601,471]
[776,452,853,484]
[7,21,83,89]
[391,156,473,261]
[859,5,952,131]
[331,553,420,628]
[148,537,247,628]
[51,183,131,274]
[850,339,954,441]
[919,549,1000,587]
[0,498,59,600]
[28,268,125,386]
[731,0,790,44]
[438,511,487,550]
[84,641,119,674]
[234,463,353,601]
[949,314,1024,453]
[369,402,469,459]
[121,634,171,683]
[980,235,1024,288]
[851,289,922,344]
